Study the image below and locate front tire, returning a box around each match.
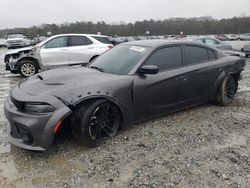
[215,75,237,106]
[71,100,121,147]
[18,60,38,77]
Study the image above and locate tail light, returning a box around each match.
[108,45,113,49]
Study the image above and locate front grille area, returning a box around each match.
[10,96,25,110]
[8,40,22,43]
[14,123,34,144]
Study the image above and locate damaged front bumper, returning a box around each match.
[6,56,19,71]
[4,87,72,151]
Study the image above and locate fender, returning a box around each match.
[210,71,226,100]
[70,94,134,129]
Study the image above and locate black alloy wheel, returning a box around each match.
[223,76,236,104]
[216,75,237,106]
[72,100,121,147]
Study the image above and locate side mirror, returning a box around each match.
[139,65,159,75]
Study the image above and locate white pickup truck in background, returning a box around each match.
[6,34,30,49]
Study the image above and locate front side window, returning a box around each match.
[144,46,182,70]
[69,36,93,47]
[185,46,209,65]
[44,37,67,49]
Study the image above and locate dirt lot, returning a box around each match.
[0,42,250,188]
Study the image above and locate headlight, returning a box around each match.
[32,46,39,52]
[24,102,55,113]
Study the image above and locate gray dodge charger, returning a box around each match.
[4,40,245,151]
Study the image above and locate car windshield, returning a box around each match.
[89,44,149,75]
[8,35,23,39]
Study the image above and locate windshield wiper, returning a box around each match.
[90,66,105,72]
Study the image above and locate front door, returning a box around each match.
[133,45,186,121]
[40,36,69,69]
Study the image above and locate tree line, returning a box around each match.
[1,16,250,37]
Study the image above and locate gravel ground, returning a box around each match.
[0,42,250,188]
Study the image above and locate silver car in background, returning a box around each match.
[184,36,246,58]
[4,34,113,77]
[191,36,233,50]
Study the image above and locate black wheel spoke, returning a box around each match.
[88,102,120,143]
[104,124,114,133]
[224,77,236,101]
[101,127,112,138]
[97,126,102,139]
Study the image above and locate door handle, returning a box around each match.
[60,49,67,51]
[88,47,94,49]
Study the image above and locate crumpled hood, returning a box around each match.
[5,46,34,55]
[18,66,133,104]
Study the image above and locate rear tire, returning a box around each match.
[18,59,38,77]
[71,100,121,147]
[215,75,237,106]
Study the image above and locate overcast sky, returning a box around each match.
[0,0,249,29]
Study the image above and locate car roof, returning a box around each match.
[49,33,108,37]
[37,33,108,46]
[124,39,217,48]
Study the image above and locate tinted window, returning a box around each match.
[44,37,67,49]
[90,45,148,75]
[208,49,217,60]
[92,36,111,44]
[185,46,209,65]
[69,36,93,46]
[144,46,182,70]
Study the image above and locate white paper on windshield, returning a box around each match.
[130,46,145,52]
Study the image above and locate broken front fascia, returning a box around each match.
[6,49,38,71]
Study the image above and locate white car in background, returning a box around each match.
[4,34,113,77]
[239,33,250,41]
[6,34,30,49]
[225,34,238,41]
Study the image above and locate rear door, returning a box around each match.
[181,45,222,104]
[40,36,69,68]
[67,36,96,65]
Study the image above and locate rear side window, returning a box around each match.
[44,37,67,49]
[208,49,217,60]
[68,36,93,47]
[91,36,111,44]
[185,46,209,65]
[144,46,182,70]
